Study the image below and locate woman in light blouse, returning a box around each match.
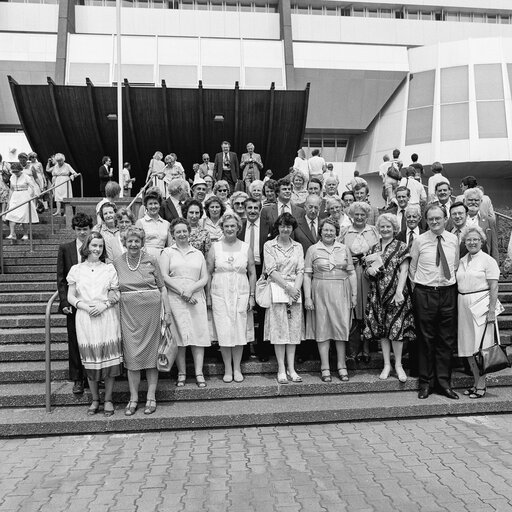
[304,218,357,382]
[203,195,226,243]
[182,199,212,257]
[326,196,352,229]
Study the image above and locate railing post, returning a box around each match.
[45,290,59,413]
[0,224,3,274]
[80,174,84,198]
[28,200,33,253]
[50,190,55,235]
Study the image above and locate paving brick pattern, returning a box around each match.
[1,415,512,512]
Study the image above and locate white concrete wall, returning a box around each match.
[0,34,57,62]
[0,3,58,33]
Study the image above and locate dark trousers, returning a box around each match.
[413,284,457,390]
[66,312,85,381]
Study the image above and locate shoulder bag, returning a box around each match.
[474,322,510,376]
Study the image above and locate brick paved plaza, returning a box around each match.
[1,415,512,512]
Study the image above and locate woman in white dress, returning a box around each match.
[146,151,166,197]
[66,232,123,417]
[4,162,39,240]
[206,213,256,383]
[50,153,78,216]
[160,218,210,388]
[456,225,500,399]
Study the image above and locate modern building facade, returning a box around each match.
[1,0,512,197]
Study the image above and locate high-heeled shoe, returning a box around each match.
[337,368,349,382]
[103,400,115,417]
[286,371,302,383]
[379,365,391,380]
[395,365,407,383]
[468,388,486,399]
[195,374,207,388]
[87,400,100,416]
[320,368,332,383]
[124,401,138,416]
[176,373,186,387]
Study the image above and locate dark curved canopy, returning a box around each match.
[9,77,310,197]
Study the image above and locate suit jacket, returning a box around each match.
[396,227,425,244]
[240,152,263,181]
[259,202,305,255]
[213,151,240,184]
[294,215,319,256]
[237,219,264,264]
[470,215,499,263]
[98,165,111,194]
[388,205,427,231]
[160,197,180,224]
[57,240,79,313]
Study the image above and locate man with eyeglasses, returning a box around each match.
[213,141,240,193]
[198,153,214,178]
[450,201,491,258]
[410,204,459,400]
[241,142,263,191]
[455,176,495,220]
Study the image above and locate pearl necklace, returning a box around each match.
[126,251,142,271]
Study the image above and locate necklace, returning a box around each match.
[126,251,142,271]
[86,260,101,272]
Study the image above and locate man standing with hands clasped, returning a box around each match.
[409,204,459,400]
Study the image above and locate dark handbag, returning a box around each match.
[347,309,361,359]
[474,323,510,376]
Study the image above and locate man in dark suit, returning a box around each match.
[56,212,93,395]
[259,177,305,255]
[213,141,240,193]
[159,178,188,223]
[237,197,269,361]
[294,194,320,255]
[98,155,112,196]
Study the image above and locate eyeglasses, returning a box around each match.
[217,189,228,193]
[233,202,245,206]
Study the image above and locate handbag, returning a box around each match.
[474,322,510,376]
[156,324,178,372]
[255,273,271,308]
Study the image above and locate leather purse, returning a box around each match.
[474,323,510,376]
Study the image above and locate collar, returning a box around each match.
[247,218,260,227]
[277,200,291,209]
[170,243,197,255]
[143,214,163,222]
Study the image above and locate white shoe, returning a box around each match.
[379,365,391,380]
[21,235,29,240]
[6,234,15,240]
[395,365,407,383]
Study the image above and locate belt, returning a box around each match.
[458,289,489,296]
[415,283,456,291]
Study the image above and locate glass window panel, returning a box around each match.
[224,2,238,11]
[507,63,512,98]
[440,66,468,104]
[380,9,391,18]
[441,103,469,141]
[159,65,197,86]
[408,70,435,109]
[405,106,433,145]
[445,12,458,21]
[487,15,497,23]
[473,13,484,23]
[113,64,154,83]
[239,3,251,11]
[500,15,510,24]
[196,0,209,9]
[475,63,503,100]
[406,11,418,20]
[180,0,194,9]
[367,10,378,18]
[460,12,470,22]
[352,8,364,17]
[202,66,240,86]
[477,100,508,138]
[68,63,110,85]
[420,12,432,20]
[245,67,283,87]
[311,6,322,15]
[325,7,338,16]
[210,2,223,10]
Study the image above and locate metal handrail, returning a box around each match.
[496,211,512,222]
[127,179,152,211]
[0,173,82,273]
[45,290,59,413]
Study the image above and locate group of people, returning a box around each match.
[55,140,505,416]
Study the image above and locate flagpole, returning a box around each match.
[116,0,124,197]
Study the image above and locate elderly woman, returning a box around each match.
[96,181,121,225]
[293,148,309,175]
[325,196,352,229]
[116,207,135,240]
[67,232,123,416]
[204,174,215,200]
[363,213,415,382]
[248,180,264,202]
[324,175,340,199]
[203,195,226,243]
[147,151,166,196]
[339,201,380,363]
[304,218,357,382]
[262,179,277,206]
[206,212,256,383]
[182,198,211,256]
[4,162,39,240]
[263,213,305,384]
[135,187,172,257]
[230,191,249,220]
[214,180,231,211]
[290,171,308,208]
[95,202,123,263]
[113,226,170,415]
[50,153,78,216]
[341,190,355,211]
[457,225,500,399]
[160,218,211,388]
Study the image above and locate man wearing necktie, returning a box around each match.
[213,141,240,193]
[432,181,453,230]
[409,204,460,400]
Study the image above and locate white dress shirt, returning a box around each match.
[245,219,261,265]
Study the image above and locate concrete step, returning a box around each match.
[3,257,58,265]
[0,314,65,328]
[2,383,512,437]
[0,274,56,283]
[0,360,69,382]
[3,265,56,274]
[0,327,67,344]
[0,302,59,315]
[1,368,512,409]
[0,343,68,362]
[1,246,60,255]
[0,291,56,303]
[498,315,512,329]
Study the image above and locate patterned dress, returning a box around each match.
[263,238,305,345]
[363,239,415,343]
[66,262,123,381]
[189,227,212,257]
[113,252,164,370]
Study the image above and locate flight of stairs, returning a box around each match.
[1,211,512,437]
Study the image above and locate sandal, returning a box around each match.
[103,400,115,417]
[124,401,138,416]
[277,373,289,384]
[176,373,186,387]
[320,368,332,383]
[469,388,486,399]
[287,371,303,383]
[195,374,207,388]
[87,399,100,416]
[223,374,233,383]
[463,386,477,396]
[144,399,157,415]
[337,367,349,382]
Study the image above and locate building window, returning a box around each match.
[406,70,435,145]
[440,66,469,141]
[475,63,507,138]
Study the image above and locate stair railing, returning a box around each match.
[0,173,82,274]
[495,211,512,260]
[45,290,59,413]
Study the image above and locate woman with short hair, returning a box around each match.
[326,196,352,229]
[213,180,231,211]
[203,196,226,243]
[290,171,308,208]
[248,180,264,202]
[182,198,211,256]
[114,226,170,415]
[94,202,123,263]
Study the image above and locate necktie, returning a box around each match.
[400,210,406,233]
[249,222,255,252]
[281,204,287,215]
[407,231,414,251]
[436,235,451,280]
[310,220,317,242]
